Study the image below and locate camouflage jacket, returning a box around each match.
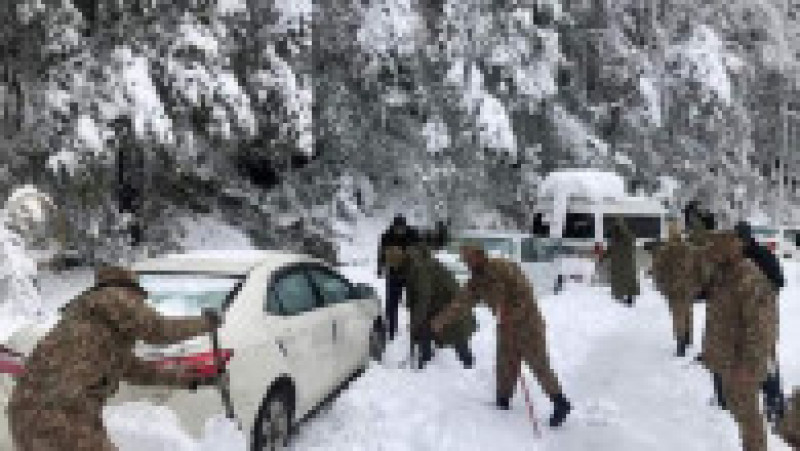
[11,285,211,413]
[702,259,777,378]
[404,247,476,345]
[608,224,640,298]
[652,238,700,302]
[435,258,544,346]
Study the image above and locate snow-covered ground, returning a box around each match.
[3,255,799,449]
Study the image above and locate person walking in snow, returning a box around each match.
[9,266,219,451]
[431,245,572,427]
[699,231,777,451]
[607,218,639,307]
[734,221,786,423]
[651,221,700,357]
[383,243,476,370]
[377,215,420,341]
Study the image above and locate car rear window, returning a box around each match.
[138,273,245,317]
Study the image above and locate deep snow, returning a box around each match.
[2,247,799,450]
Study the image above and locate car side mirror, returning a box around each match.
[352,283,377,299]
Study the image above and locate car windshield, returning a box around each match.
[138,273,245,317]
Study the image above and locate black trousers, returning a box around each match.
[385,275,404,340]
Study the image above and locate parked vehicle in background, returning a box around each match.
[779,225,800,260]
[58,250,380,451]
[749,224,780,254]
[436,231,559,297]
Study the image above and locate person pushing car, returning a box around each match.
[8,266,220,451]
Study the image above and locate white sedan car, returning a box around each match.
[108,250,385,450]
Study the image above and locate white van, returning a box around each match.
[778,225,800,260]
[532,194,667,286]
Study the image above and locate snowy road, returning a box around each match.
[3,263,798,450]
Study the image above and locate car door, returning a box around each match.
[306,266,367,382]
[267,267,336,413]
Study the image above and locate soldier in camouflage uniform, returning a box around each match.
[607,218,639,306]
[9,266,218,451]
[651,222,699,357]
[384,244,476,370]
[777,389,800,448]
[431,246,572,427]
[700,232,777,451]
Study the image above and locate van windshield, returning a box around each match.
[751,226,778,238]
[137,273,245,317]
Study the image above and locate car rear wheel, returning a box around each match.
[252,390,292,451]
[369,323,386,362]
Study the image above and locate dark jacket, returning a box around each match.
[378,221,420,277]
[734,222,785,291]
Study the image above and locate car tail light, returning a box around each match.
[0,351,25,377]
[154,349,233,377]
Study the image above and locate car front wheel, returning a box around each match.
[253,390,292,451]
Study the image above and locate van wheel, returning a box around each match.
[369,323,386,362]
[252,390,292,451]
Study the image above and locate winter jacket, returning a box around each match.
[734,222,785,290]
[9,267,212,416]
[404,246,476,346]
[702,257,777,380]
[608,219,640,299]
[378,224,420,277]
[435,257,546,348]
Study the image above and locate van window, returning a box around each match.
[603,215,661,239]
[564,213,595,239]
[532,213,550,237]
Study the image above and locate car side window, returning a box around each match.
[269,271,318,316]
[307,268,353,306]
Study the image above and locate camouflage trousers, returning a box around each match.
[667,295,693,344]
[777,390,800,448]
[496,328,562,400]
[9,403,116,451]
[719,371,766,451]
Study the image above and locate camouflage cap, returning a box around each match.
[96,266,141,289]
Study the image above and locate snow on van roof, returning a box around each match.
[539,169,626,200]
[539,170,627,239]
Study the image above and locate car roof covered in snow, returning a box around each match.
[132,250,322,275]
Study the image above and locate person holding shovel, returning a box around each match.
[8,266,220,451]
[431,245,572,428]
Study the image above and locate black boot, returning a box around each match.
[496,395,510,410]
[549,393,572,428]
[455,343,474,369]
[676,337,688,357]
[712,373,727,410]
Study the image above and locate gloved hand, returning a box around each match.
[202,308,222,329]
